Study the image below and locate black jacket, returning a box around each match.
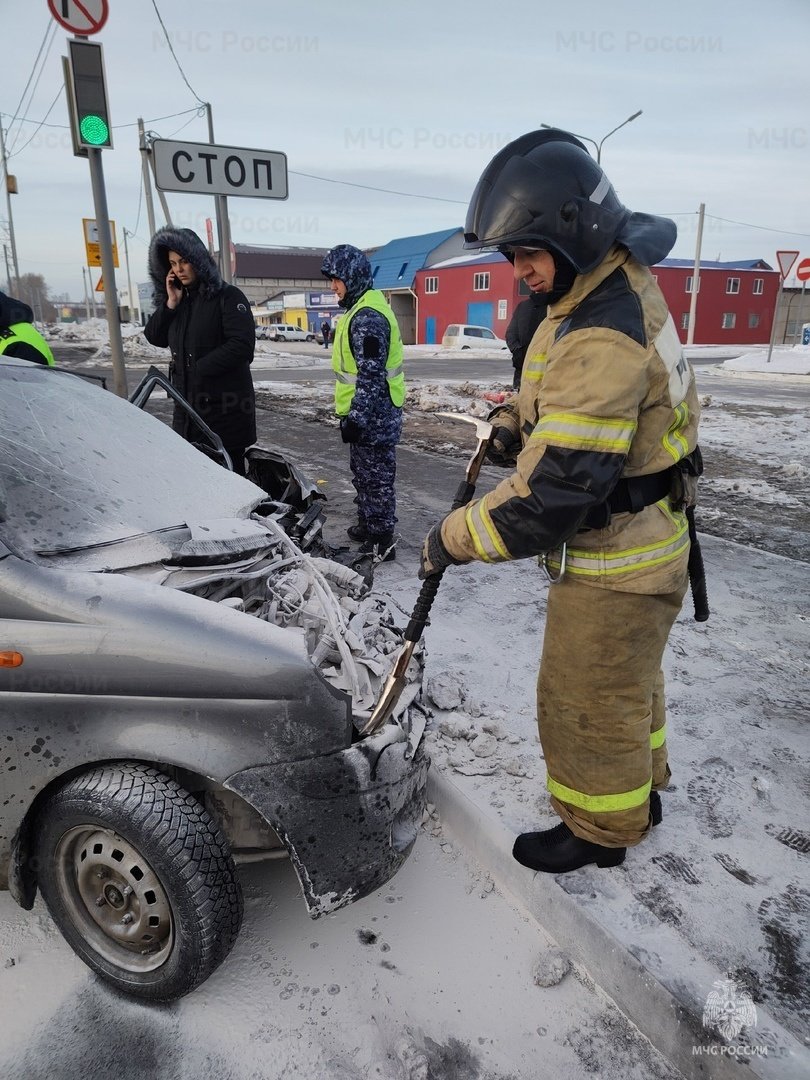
[144,228,256,448]
[505,295,549,374]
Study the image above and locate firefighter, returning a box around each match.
[420,129,702,873]
[322,244,405,562]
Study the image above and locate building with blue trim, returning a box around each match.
[367,228,465,342]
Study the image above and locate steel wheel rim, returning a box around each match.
[53,825,174,973]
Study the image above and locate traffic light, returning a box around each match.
[66,39,113,154]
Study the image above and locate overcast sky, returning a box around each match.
[4,0,810,300]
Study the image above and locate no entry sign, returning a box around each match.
[795,258,810,282]
[48,0,109,36]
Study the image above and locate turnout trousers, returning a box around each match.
[349,444,397,537]
[537,575,687,848]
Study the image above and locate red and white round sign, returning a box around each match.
[47,0,109,36]
[795,258,810,282]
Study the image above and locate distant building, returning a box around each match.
[368,228,466,343]
[774,282,810,345]
[253,288,340,333]
[415,252,521,344]
[229,244,331,306]
[653,259,779,345]
[415,249,782,347]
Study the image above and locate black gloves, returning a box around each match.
[486,425,520,466]
[340,417,362,444]
[419,523,462,580]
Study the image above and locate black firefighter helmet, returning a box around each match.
[464,128,676,274]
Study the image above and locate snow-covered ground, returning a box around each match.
[44,318,810,376]
[30,322,810,1070]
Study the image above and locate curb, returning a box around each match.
[427,768,809,1080]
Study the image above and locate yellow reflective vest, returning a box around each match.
[0,321,55,366]
[332,289,405,415]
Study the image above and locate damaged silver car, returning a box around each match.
[0,358,428,1001]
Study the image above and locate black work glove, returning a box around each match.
[340,417,362,444]
[419,523,463,580]
[487,425,519,466]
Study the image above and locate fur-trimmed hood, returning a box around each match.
[148,227,224,303]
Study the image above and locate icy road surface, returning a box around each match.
[0,825,682,1080]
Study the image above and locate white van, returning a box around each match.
[442,324,507,350]
[272,325,315,342]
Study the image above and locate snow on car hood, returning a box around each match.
[0,361,263,558]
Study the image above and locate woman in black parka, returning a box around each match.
[144,227,256,473]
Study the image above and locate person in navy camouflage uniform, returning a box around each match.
[322,244,405,562]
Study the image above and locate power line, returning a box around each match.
[7,86,64,158]
[704,213,810,239]
[6,20,57,152]
[0,106,202,132]
[149,0,206,106]
[290,169,468,205]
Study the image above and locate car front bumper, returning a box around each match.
[225,726,429,916]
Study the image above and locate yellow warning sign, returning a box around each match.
[95,275,104,292]
[83,217,119,268]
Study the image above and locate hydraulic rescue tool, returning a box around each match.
[361,413,494,735]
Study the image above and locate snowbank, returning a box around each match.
[722,344,810,375]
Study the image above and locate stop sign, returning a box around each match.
[796,258,810,282]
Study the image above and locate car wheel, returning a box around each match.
[461,345,471,350]
[305,334,315,342]
[36,762,243,1001]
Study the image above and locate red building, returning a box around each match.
[653,259,779,345]
[414,253,779,347]
[415,253,524,344]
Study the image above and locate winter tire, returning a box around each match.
[35,762,243,1001]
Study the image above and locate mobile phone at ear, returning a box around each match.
[171,275,182,289]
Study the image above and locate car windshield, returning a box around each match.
[0,362,263,557]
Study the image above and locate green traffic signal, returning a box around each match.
[79,114,110,146]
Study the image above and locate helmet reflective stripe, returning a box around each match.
[589,173,612,205]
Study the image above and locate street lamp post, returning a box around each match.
[541,110,643,163]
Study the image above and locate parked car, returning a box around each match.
[0,359,428,1001]
[272,324,315,342]
[254,324,272,340]
[441,324,508,350]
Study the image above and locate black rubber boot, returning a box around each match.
[512,822,626,873]
[347,522,369,541]
[650,789,663,827]
[358,533,396,562]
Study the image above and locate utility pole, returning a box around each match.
[0,122,21,294]
[3,243,12,295]
[123,227,136,323]
[87,147,127,394]
[206,103,232,283]
[138,118,157,237]
[686,203,704,346]
[82,265,91,320]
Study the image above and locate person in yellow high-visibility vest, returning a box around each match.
[322,245,405,562]
[0,290,55,366]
